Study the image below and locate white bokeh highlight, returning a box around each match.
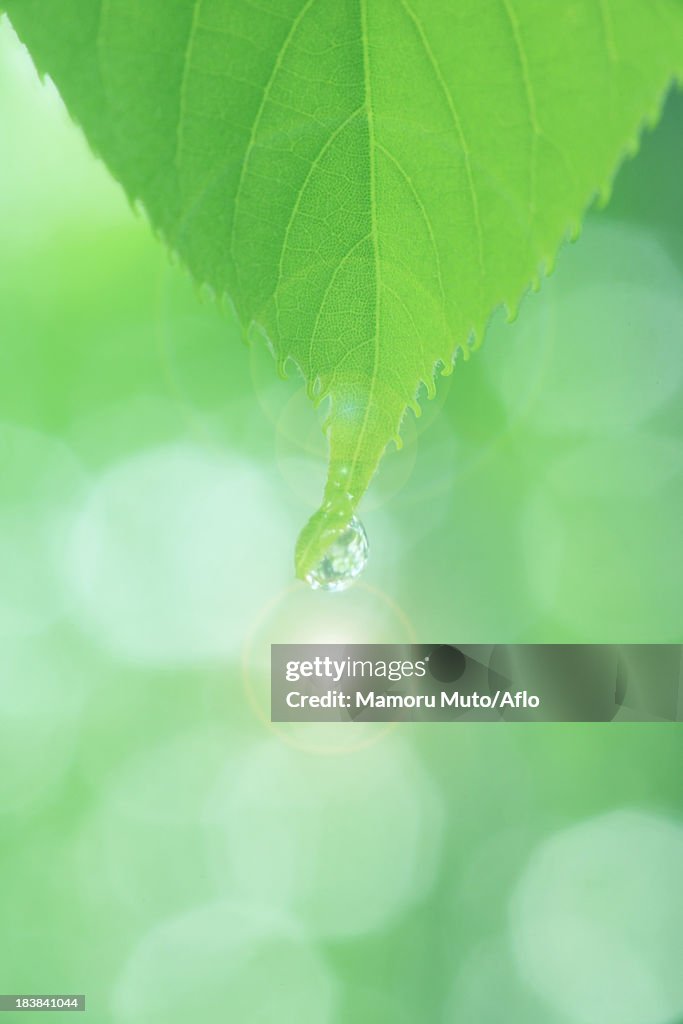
[68,444,295,664]
[510,810,683,1024]
[0,633,86,813]
[204,736,443,938]
[445,939,567,1024]
[73,729,240,922]
[483,221,683,433]
[112,902,336,1024]
[0,423,85,637]
[522,434,682,640]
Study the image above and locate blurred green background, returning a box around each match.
[1,17,682,1023]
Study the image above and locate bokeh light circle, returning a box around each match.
[242,580,415,754]
[112,901,337,1024]
[203,735,443,938]
[510,810,683,1024]
[482,221,683,433]
[68,443,296,664]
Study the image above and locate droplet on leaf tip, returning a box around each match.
[304,515,369,593]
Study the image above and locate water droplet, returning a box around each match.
[305,516,369,593]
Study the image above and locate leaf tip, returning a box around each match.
[294,485,356,582]
[542,251,558,276]
[567,219,582,243]
[596,181,613,209]
[504,301,520,324]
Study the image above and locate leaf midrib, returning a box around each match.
[345,0,382,499]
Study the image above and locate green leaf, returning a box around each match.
[5,1,683,578]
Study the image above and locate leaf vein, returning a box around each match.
[175,0,204,177]
[399,0,486,292]
[376,141,453,336]
[500,0,540,221]
[274,105,365,339]
[308,232,373,376]
[230,0,319,287]
[345,0,381,497]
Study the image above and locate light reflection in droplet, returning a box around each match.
[305,515,369,592]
